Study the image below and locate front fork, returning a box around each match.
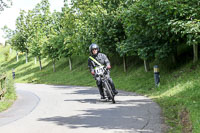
[102,80,113,99]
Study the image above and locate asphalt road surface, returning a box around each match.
[0,83,165,133]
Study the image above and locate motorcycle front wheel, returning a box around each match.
[104,81,115,104]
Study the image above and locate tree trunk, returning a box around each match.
[193,44,198,63]
[16,52,19,62]
[26,52,28,63]
[39,56,42,70]
[144,59,150,72]
[123,55,127,73]
[53,59,55,72]
[35,57,37,64]
[69,56,72,71]
[10,48,12,53]
[172,44,177,64]
[172,54,177,65]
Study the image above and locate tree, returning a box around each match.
[43,11,64,72]
[29,0,51,70]
[0,0,12,12]
[60,6,82,70]
[14,10,35,63]
[71,0,126,70]
[119,0,188,71]
[7,0,200,73]
[168,0,200,63]
[1,25,14,43]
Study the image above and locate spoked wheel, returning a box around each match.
[104,81,115,104]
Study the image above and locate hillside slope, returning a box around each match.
[0,46,199,132]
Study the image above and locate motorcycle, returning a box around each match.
[95,66,116,104]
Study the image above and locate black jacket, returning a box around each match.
[88,53,110,73]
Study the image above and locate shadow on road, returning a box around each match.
[51,85,141,97]
[38,98,155,132]
[37,85,161,132]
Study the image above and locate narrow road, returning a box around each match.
[0,83,165,133]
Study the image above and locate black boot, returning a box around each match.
[108,79,118,95]
[101,95,106,99]
[98,86,105,99]
[112,89,118,95]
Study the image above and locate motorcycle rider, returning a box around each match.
[88,43,118,99]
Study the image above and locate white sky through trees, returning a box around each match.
[0,0,70,44]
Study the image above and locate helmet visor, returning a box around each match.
[92,48,98,51]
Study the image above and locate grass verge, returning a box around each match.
[0,46,17,112]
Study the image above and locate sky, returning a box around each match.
[0,0,70,43]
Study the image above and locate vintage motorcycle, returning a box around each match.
[95,66,116,104]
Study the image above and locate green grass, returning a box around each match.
[0,45,17,112]
[0,76,16,112]
[1,45,200,132]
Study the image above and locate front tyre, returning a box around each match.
[104,81,115,104]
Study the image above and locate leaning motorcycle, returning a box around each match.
[95,66,116,104]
